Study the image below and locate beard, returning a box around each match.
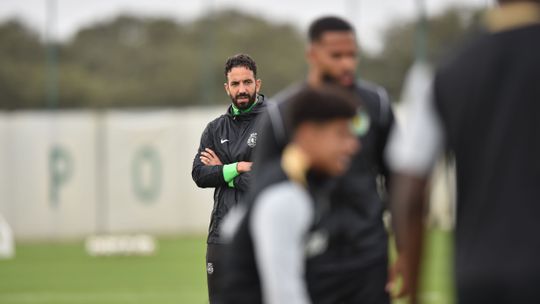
[321,72,355,90]
[231,91,257,110]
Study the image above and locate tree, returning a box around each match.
[359,6,482,102]
[0,20,45,109]
[59,11,306,108]
[0,7,483,109]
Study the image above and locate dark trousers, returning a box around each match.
[308,259,391,304]
[206,243,224,304]
[458,270,540,304]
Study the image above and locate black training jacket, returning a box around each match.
[192,95,266,244]
[251,81,394,270]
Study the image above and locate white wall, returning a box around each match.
[0,113,9,225]
[0,105,455,241]
[0,107,224,241]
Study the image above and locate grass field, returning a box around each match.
[0,237,208,304]
[400,229,455,304]
[0,230,454,304]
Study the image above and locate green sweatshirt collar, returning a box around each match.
[231,95,259,116]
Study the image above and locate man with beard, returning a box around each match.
[220,86,360,304]
[192,53,266,303]
[247,17,395,303]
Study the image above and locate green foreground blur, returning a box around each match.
[0,230,453,304]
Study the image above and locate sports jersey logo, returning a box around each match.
[207,262,214,275]
[305,229,328,258]
[351,109,370,137]
[247,132,257,148]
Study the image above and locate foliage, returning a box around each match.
[359,6,482,101]
[0,7,482,109]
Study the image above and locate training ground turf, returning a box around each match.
[0,230,453,304]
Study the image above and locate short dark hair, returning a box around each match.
[224,53,257,78]
[287,85,358,129]
[308,16,355,42]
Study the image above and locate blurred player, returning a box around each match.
[249,16,395,303]
[191,53,266,303]
[386,0,540,303]
[221,86,359,304]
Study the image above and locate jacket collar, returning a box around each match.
[227,94,265,117]
[485,2,540,33]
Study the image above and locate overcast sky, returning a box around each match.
[1,0,494,53]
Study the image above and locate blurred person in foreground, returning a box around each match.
[243,16,395,303]
[191,53,266,303]
[386,0,540,303]
[220,85,359,304]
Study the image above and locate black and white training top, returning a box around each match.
[250,80,395,272]
[219,145,333,304]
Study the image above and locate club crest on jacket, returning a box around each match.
[247,132,257,148]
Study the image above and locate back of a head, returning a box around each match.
[308,16,355,42]
[287,85,357,129]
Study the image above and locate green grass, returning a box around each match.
[0,230,454,304]
[392,229,455,304]
[418,229,455,304]
[0,237,208,304]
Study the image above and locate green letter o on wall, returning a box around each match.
[131,146,162,203]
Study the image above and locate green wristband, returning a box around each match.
[223,163,239,183]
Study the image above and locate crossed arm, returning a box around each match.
[191,125,253,190]
[200,148,252,173]
[198,147,253,191]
